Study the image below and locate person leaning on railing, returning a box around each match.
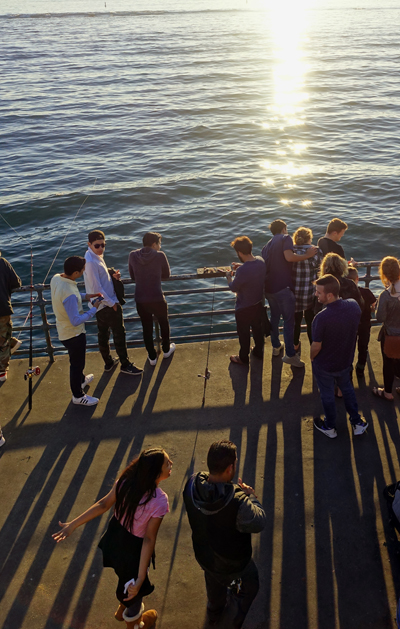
[292,226,323,356]
[50,256,103,406]
[373,257,400,401]
[319,253,364,310]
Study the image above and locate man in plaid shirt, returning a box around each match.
[292,227,324,354]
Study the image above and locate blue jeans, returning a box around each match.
[312,362,361,429]
[265,287,295,357]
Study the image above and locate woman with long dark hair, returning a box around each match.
[53,448,172,628]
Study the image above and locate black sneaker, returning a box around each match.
[104,358,119,372]
[120,362,143,376]
[313,417,337,439]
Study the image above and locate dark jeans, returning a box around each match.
[235,302,264,364]
[61,333,86,398]
[124,596,143,620]
[265,287,295,357]
[312,362,361,430]
[136,300,170,360]
[294,309,314,346]
[204,559,259,628]
[357,321,371,368]
[96,304,129,367]
[380,334,400,394]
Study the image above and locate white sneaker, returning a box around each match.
[148,356,157,366]
[314,417,338,439]
[82,373,94,388]
[10,339,22,355]
[0,372,7,382]
[72,394,99,406]
[163,343,176,359]
[282,354,305,368]
[272,342,284,357]
[0,427,5,447]
[352,420,369,436]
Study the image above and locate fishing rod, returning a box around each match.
[42,177,97,284]
[197,235,227,408]
[1,178,97,409]
[0,214,40,410]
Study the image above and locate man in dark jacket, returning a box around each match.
[0,253,22,381]
[183,440,266,628]
[128,232,174,366]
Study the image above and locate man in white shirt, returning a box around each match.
[51,256,102,406]
[84,229,143,376]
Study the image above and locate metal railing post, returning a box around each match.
[36,285,55,362]
[364,263,372,288]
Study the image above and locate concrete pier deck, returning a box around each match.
[1,328,400,629]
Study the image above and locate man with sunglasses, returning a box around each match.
[84,230,143,376]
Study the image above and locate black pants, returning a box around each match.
[96,304,129,367]
[294,309,314,346]
[61,333,86,398]
[380,334,400,394]
[136,300,170,360]
[357,321,371,368]
[235,302,264,364]
[204,559,259,628]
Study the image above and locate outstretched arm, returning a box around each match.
[123,516,163,601]
[52,484,117,543]
[284,247,319,263]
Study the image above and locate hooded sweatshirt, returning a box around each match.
[183,472,266,575]
[128,247,170,304]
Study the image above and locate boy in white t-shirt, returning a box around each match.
[51,256,103,406]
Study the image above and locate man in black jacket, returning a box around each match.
[183,440,266,628]
[0,253,22,381]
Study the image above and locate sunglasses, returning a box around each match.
[93,243,106,249]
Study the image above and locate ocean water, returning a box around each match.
[1,0,400,342]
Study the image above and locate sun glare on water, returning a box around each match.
[260,0,314,195]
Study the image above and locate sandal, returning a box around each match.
[372,387,393,401]
[230,355,248,366]
[115,604,126,622]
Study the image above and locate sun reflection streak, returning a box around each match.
[260,1,313,192]
[270,1,311,124]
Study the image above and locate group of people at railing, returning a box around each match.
[1,217,400,434]
[224,216,400,438]
[3,220,400,627]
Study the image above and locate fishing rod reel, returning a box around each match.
[198,367,211,381]
[24,366,40,381]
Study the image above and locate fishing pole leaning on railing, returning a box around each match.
[0,178,98,410]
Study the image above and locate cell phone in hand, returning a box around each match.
[91,296,104,306]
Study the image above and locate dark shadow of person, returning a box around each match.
[228,361,249,410]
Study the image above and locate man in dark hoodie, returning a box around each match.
[0,253,22,382]
[128,232,175,366]
[183,440,266,628]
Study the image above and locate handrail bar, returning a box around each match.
[9,261,383,361]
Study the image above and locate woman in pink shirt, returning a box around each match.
[53,448,172,628]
